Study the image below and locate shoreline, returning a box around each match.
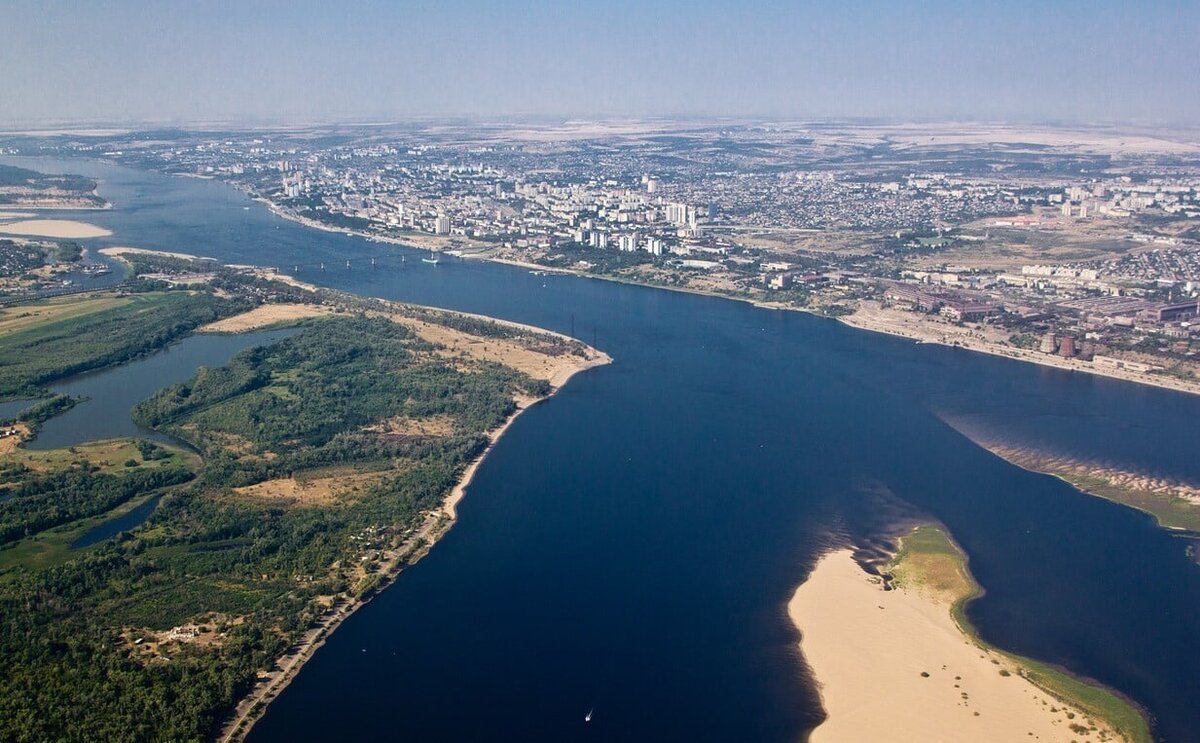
[218,336,610,743]
[255,196,1200,399]
[790,527,1151,743]
[967,441,1200,535]
[839,303,1200,398]
[49,241,613,741]
[0,251,612,741]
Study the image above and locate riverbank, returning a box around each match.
[452,238,1200,400]
[0,239,614,741]
[790,526,1150,743]
[970,441,1200,534]
[841,301,1200,397]
[217,318,610,743]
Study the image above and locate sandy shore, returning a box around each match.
[0,219,112,238]
[790,531,1144,742]
[792,550,1122,742]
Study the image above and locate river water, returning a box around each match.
[4,156,1199,742]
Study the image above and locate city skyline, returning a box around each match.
[3,0,1198,126]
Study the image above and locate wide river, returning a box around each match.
[5,156,1200,742]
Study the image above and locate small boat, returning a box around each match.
[422,255,440,265]
[585,708,593,723]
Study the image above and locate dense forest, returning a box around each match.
[0,305,545,741]
[0,164,105,207]
[0,164,97,192]
[0,291,251,398]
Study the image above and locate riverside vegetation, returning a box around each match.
[888,525,1152,743]
[0,255,589,741]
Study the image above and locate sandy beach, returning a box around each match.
[0,219,112,238]
[790,534,1139,742]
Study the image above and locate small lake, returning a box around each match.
[28,327,298,450]
[71,495,163,549]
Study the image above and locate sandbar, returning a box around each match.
[790,542,1131,742]
[0,219,112,238]
[98,246,207,260]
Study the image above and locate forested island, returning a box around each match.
[0,163,108,209]
[0,252,607,741]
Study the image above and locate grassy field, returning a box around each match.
[0,438,197,574]
[0,294,132,336]
[3,438,198,477]
[891,525,1153,743]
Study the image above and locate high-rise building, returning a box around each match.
[665,202,688,226]
[434,215,451,235]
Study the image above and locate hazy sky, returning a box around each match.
[3,0,1198,125]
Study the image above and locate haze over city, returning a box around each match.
[3,0,1199,125]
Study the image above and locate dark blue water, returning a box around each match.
[27,328,297,450]
[5,156,1200,742]
[0,399,34,420]
[70,495,162,549]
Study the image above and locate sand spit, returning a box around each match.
[98,246,210,261]
[0,219,112,238]
[790,546,1130,743]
